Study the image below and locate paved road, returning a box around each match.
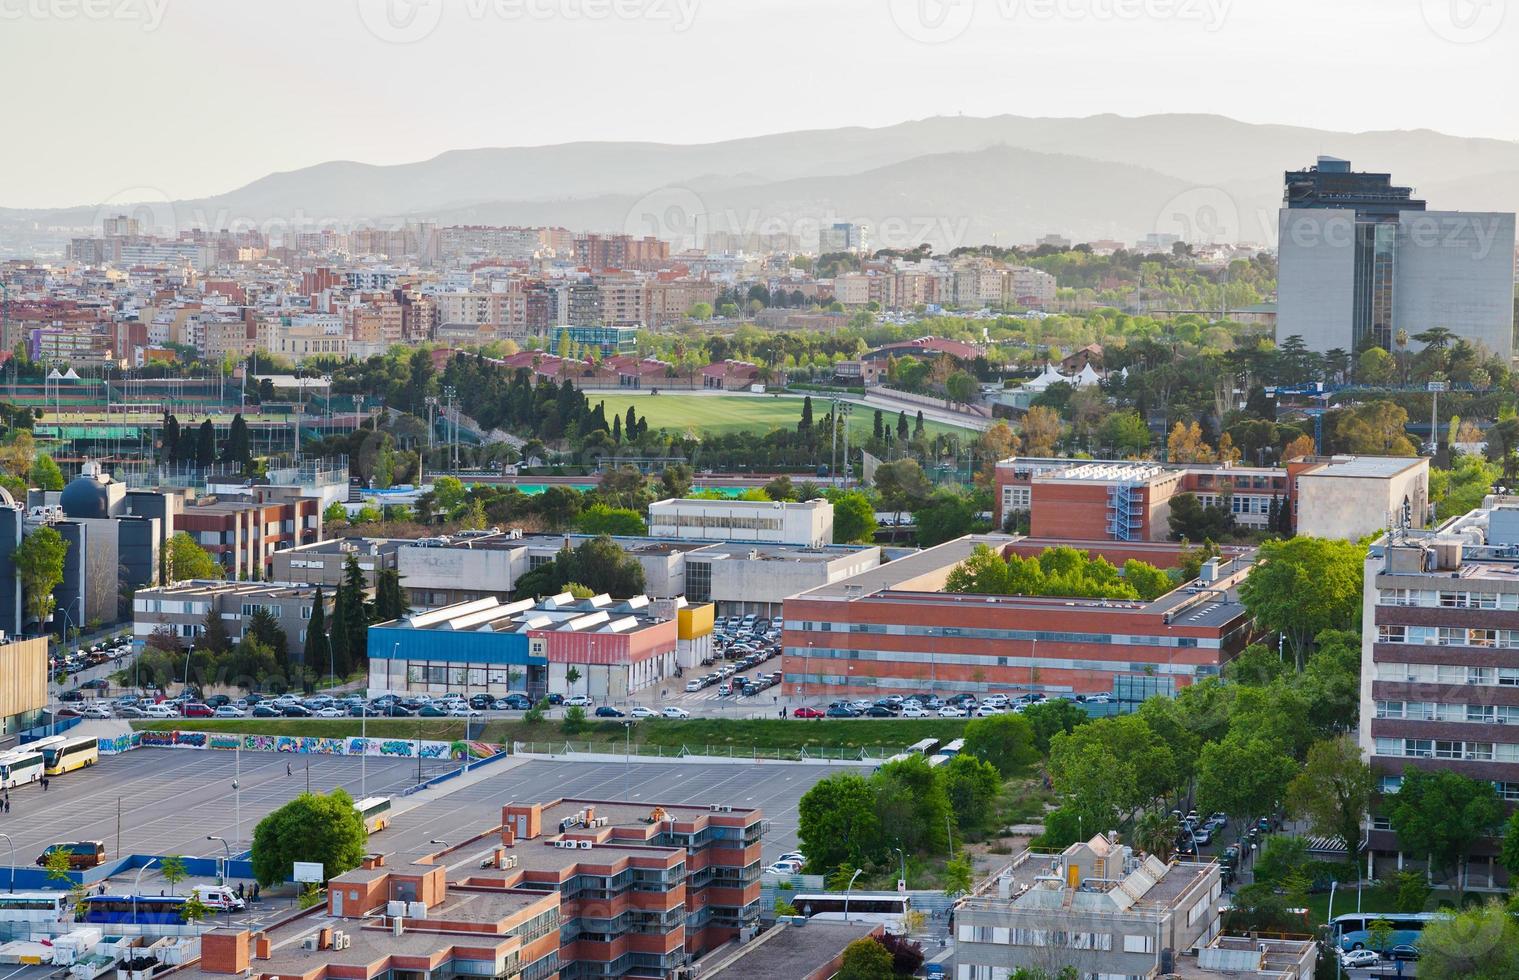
[0,751,841,868]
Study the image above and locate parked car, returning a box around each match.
[938,706,967,718]
[660,706,690,719]
[1339,950,1380,969]
[793,706,825,718]
[565,695,593,708]
[826,706,859,718]
[58,690,85,703]
[212,706,244,719]
[383,704,415,717]
[764,860,802,875]
[899,705,930,718]
[80,704,113,719]
[496,694,533,710]
[115,705,147,719]
[251,704,282,718]
[865,705,896,717]
[684,680,704,693]
[181,702,214,718]
[629,706,658,719]
[594,706,626,718]
[418,705,448,717]
[281,705,313,718]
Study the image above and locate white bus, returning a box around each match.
[25,735,66,756]
[938,738,965,757]
[43,736,99,776]
[907,738,942,756]
[354,796,393,834]
[0,891,69,925]
[793,893,911,933]
[0,749,43,789]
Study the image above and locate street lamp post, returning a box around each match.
[623,721,632,801]
[206,836,232,928]
[0,833,13,891]
[133,857,158,926]
[843,868,864,923]
[893,847,907,889]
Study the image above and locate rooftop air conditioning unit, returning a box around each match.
[386,901,405,917]
[407,902,427,919]
[301,937,319,952]
[577,840,593,849]
[504,856,519,869]
[709,804,721,811]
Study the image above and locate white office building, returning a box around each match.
[647,498,834,548]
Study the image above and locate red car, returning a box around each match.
[181,702,215,718]
[793,706,825,718]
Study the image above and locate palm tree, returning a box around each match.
[1132,812,1180,858]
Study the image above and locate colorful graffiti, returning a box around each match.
[113,729,506,762]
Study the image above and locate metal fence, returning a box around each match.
[511,741,906,763]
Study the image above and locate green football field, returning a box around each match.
[588,393,976,439]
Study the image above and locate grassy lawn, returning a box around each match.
[132,717,971,757]
[591,393,976,440]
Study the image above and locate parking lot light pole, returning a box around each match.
[133,857,158,925]
[843,868,863,924]
[0,833,13,891]
[207,836,233,928]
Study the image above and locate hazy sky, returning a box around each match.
[1,0,1514,208]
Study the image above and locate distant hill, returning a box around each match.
[5,113,1516,249]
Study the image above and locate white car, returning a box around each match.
[313,707,345,718]
[661,706,691,719]
[765,860,802,875]
[684,680,703,692]
[900,706,930,718]
[212,706,245,719]
[447,706,481,717]
[629,706,658,719]
[565,695,594,707]
[777,851,805,864]
[142,704,177,718]
[80,704,113,719]
[1339,949,1380,969]
[975,705,1006,717]
[938,706,967,718]
[1085,694,1112,704]
[850,699,873,711]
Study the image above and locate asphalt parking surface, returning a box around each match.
[0,750,845,868]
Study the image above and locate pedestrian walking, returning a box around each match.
[41,777,48,792]
[286,762,293,777]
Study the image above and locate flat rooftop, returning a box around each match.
[790,534,1014,601]
[704,920,876,980]
[378,593,677,636]
[284,537,408,557]
[1304,455,1424,479]
[137,580,321,599]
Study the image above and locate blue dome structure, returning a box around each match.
[59,464,113,519]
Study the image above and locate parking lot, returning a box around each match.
[0,749,841,870]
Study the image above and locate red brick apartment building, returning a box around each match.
[782,535,1255,700]
[994,455,1427,544]
[175,797,763,980]
[175,489,323,580]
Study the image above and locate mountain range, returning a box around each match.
[5,113,1518,251]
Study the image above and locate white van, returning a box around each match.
[193,885,246,911]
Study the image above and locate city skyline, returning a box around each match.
[0,0,1513,208]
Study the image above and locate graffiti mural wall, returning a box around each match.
[101,729,504,762]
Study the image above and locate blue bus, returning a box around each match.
[76,895,188,925]
[1331,912,1436,952]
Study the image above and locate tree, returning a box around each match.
[1166,491,1232,542]
[941,754,1002,833]
[945,370,977,404]
[963,713,1038,776]
[1357,346,1396,384]
[195,419,216,468]
[943,853,973,895]
[1237,536,1365,669]
[337,553,370,670]
[762,474,795,501]
[896,411,910,441]
[195,606,230,657]
[1166,421,1214,462]
[247,606,287,659]
[167,531,222,582]
[323,500,348,527]
[797,773,881,870]
[873,459,933,524]
[1416,900,1519,979]
[180,894,211,924]
[160,854,189,895]
[913,489,981,547]
[574,504,647,536]
[1122,559,1172,600]
[1389,768,1503,889]
[373,569,409,622]
[1286,736,1374,863]
[1021,699,1088,755]
[798,395,814,434]
[42,846,72,883]
[1022,405,1062,457]
[562,704,587,733]
[222,413,251,465]
[250,788,367,887]
[1196,733,1299,823]
[31,453,64,491]
[1096,410,1151,457]
[14,525,68,632]
[1282,433,1316,461]
[828,490,878,544]
[658,464,693,499]
[302,586,326,671]
[837,938,895,980]
[879,933,925,977]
